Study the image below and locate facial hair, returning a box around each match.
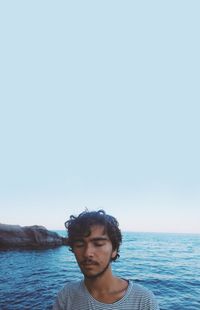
[82,260,111,279]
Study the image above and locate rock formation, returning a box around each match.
[0,223,68,250]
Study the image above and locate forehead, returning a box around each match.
[74,224,109,240]
[88,224,108,236]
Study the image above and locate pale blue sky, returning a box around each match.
[0,1,200,233]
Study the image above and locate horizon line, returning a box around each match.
[52,228,200,235]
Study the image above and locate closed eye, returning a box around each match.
[94,242,105,247]
[73,242,84,248]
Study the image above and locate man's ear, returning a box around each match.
[111,248,117,259]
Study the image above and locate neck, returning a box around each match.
[84,265,116,292]
[84,270,129,304]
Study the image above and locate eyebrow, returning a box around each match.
[73,237,109,243]
[91,237,109,242]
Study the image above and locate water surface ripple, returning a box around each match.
[0,232,199,309]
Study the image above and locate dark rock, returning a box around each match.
[0,223,68,250]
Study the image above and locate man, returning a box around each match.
[53,210,159,309]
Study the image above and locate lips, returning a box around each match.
[81,260,98,267]
[83,263,95,266]
[82,263,97,266]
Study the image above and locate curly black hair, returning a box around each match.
[65,209,122,261]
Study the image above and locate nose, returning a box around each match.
[83,243,94,258]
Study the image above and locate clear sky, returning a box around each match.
[0,1,200,234]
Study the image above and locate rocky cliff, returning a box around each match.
[0,223,68,249]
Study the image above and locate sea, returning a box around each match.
[0,232,200,310]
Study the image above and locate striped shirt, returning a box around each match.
[53,280,159,310]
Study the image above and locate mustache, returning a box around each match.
[80,259,98,265]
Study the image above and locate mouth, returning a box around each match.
[82,263,97,266]
[81,261,98,268]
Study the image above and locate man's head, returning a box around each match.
[65,209,122,262]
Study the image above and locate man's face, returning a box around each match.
[72,224,117,279]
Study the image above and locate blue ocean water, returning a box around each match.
[0,232,200,310]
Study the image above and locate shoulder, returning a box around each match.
[131,282,153,295]
[58,280,83,297]
[53,281,83,310]
[128,282,159,309]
